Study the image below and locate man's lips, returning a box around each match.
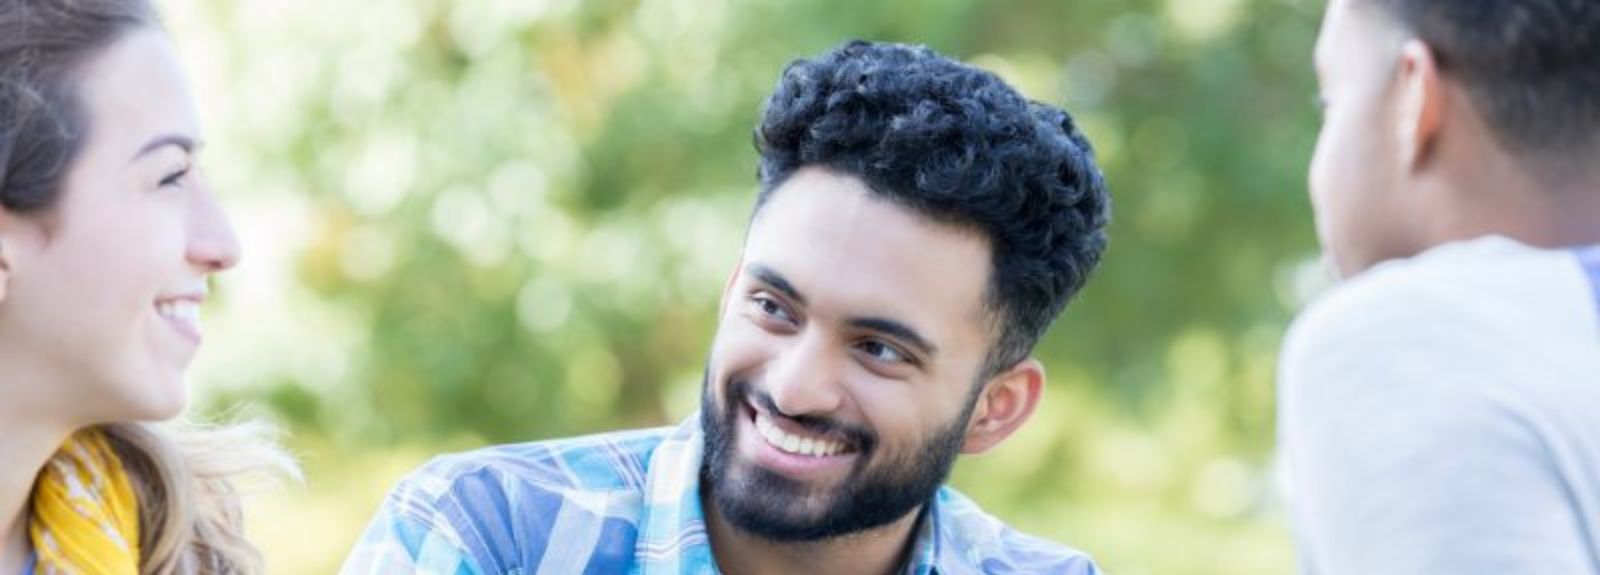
[742,399,863,456]
[731,399,870,486]
[754,411,852,457]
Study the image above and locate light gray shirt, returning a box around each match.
[1279,236,1600,574]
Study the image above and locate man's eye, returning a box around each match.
[750,295,793,323]
[857,340,908,364]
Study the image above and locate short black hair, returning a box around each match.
[1364,0,1600,159]
[752,40,1111,376]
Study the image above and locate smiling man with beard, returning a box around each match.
[342,40,1110,575]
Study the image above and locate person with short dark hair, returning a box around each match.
[341,40,1110,575]
[1280,0,1600,573]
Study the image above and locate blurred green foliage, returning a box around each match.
[167,0,1326,572]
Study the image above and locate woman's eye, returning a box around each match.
[159,167,190,188]
[858,340,908,364]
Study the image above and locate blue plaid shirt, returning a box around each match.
[340,415,1098,574]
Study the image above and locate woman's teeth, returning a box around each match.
[156,300,199,324]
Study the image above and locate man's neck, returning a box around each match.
[1425,142,1600,249]
[703,493,927,575]
[1518,169,1600,247]
[1436,180,1600,250]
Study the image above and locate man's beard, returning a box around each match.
[700,376,977,542]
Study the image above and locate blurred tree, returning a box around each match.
[169,0,1325,572]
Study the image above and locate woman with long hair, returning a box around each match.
[0,0,293,573]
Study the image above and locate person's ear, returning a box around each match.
[1396,39,1446,169]
[961,358,1045,454]
[0,237,11,304]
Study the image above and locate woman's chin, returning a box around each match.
[120,376,190,422]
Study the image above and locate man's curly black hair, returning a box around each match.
[752,40,1111,377]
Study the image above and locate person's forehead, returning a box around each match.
[1318,0,1407,77]
[748,169,990,266]
[744,169,993,327]
[77,29,198,152]
[1315,0,1357,70]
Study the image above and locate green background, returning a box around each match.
[163,0,1327,572]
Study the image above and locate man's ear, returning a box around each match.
[961,358,1045,454]
[1396,39,1446,170]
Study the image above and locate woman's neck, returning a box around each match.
[0,418,72,573]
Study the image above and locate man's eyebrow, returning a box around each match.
[745,263,806,306]
[744,262,937,356]
[849,316,938,357]
[130,134,197,162]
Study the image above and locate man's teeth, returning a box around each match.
[755,412,847,457]
[156,301,200,323]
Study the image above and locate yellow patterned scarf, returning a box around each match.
[27,428,141,575]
